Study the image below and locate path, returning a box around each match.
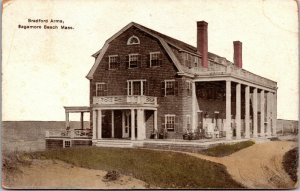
[188,141,297,189]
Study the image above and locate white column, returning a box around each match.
[253,88,258,138]
[111,110,114,138]
[273,92,277,136]
[192,82,197,131]
[137,109,146,140]
[122,111,125,138]
[225,80,232,140]
[65,111,70,129]
[154,110,158,139]
[97,110,102,139]
[245,86,250,138]
[260,90,265,137]
[236,83,241,139]
[92,110,97,140]
[131,109,135,140]
[266,92,271,136]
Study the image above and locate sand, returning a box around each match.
[3,159,147,189]
[188,140,298,189]
[3,140,297,189]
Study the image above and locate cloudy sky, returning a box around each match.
[2,0,298,121]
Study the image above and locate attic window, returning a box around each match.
[127,35,140,45]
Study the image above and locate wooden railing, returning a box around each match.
[45,129,92,138]
[182,60,277,88]
[93,95,157,106]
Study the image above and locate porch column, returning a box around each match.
[225,80,232,140]
[235,83,241,139]
[272,92,277,136]
[122,111,125,138]
[131,109,135,140]
[80,112,84,129]
[266,92,271,137]
[92,110,97,139]
[245,86,250,138]
[253,88,258,138]
[65,111,70,129]
[111,110,114,138]
[192,81,197,131]
[97,109,102,139]
[260,90,265,137]
[154,110,158,139]
[137,109,146,140]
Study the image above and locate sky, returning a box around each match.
[2,0,298,121]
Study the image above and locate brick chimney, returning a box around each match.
[233,41,242,68]
[197,21,208,68]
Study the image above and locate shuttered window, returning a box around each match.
[161,80,179,96]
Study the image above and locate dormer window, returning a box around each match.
[127,35,140,45]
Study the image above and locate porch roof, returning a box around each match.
[64,106,90,113]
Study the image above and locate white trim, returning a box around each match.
[127,79,147,95]
[95,82,107,96]
[127,35,140,45]
[163,79,176,96]
[108,55,119,70]
[165,114,176,131]
[128,53,140,68]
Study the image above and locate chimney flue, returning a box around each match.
[233,41,242,68]
[197,21,208,68]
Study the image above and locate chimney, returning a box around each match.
[197,21,208,68]
[233,41,242,68]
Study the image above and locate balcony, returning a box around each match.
[93,95,158,107]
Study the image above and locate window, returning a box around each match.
[161,80,178,96]
[109,55,120,69]
[64,140,71,148]
[184,53,192,68]
[150,52,161,67]
[96,82,108,96]
[128,54,140,68]
[165,115,175,131]
[127,80,147,95]
[127,35,140,45]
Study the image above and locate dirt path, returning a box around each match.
[188,141,297,189]
[3,159,147,189]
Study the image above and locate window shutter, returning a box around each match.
[116,56,120,69]
[147,54,151,67]
[161,81,165,97]
[105,56,110,70]
[104,83,108,96]
[161,116,165,130]
[125,55,129,68]
[174,81,179,96]
[124,81,128,95]
[137,54,142,68]
[143,81,149,96]
[175,115,179,133]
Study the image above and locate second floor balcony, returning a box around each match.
[93,95,158,107]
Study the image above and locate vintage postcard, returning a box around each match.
[2,0,298,189]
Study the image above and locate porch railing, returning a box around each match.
[93,95,157,106]
[45,129,92,138]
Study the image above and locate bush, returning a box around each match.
[103,170,120,181]
[282,147,298,182]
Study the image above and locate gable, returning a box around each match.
[86,23,185,79]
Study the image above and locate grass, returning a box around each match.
[200,141,255,157]
[282,147,298,182]
[27,147,244,189]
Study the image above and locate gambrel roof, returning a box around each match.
[86,22,226,79]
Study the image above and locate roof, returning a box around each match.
[91,22,224,61]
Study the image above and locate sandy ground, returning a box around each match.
[3,159,147,189]
[188,140,298,189]
[2,140,297,189]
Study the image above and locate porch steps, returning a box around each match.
[95,140,134,148]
